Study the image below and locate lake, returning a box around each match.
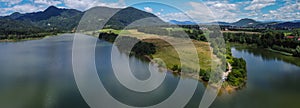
[0,34,299,108]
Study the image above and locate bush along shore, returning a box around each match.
[99,32,156,57]
[205,30,248,91]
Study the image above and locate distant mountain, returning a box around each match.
[79,6,166,30]
[0,5,166,32]
[200,18,300,29]
[8,12,23,19]
[2,6,83,31]
[292,20,300,23]
[232,18,260,27]
[9,6,72,21]
[235,19,300,29]
[2,5,300,36]
[199,19,262,27]
[34,7,83,31]
[0,18,44,39]
[169,20,197,25]
[254,21,278,28]
[273,22,300,29]
[108,7,167,28]
[0,18,41,31]
[210,21,231,26]
[229,19,300,29]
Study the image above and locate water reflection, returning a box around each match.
[210,45,300,108]
[232,44,300,66]
[0,35,300,108]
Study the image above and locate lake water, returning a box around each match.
[0,34,299,108]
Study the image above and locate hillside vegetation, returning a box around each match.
[0,6,165,40]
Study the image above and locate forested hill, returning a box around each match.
[0,6,166,39]
[79,6,167,31]
[2,6,83,32]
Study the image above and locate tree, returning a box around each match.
[171,65,179,71]
[294,46,300,57]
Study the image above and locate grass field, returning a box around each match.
[116,29,213,72]
[221,30,261,34]
[284,32,293,36]
[99,29,130,34]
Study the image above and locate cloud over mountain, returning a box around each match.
[0,0,299,22]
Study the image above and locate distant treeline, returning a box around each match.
[224,31,300,57]
[99,32,156,56]
[0,33,57,40]
[0,19,60,40]
[225,28,265,32]
[137,27,207,42]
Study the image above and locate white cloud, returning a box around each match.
[0,0,22,6]
[34,0,62,6]
[63,0,125,11]
[2,4,46,14]
[156,12,161,16]
[0,0,298,22]
[189,1,241,22]
[187,2,216,22]
[245,0,276,10]
[205,1,237,10]
[248,11,259,16]
[144,7,153,13]
[261,2,300,21]
[157,1,242,23]
[157,12,190,22]
[157,2,215,22]
[0,0,126,15]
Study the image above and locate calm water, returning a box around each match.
[0,34,299,108]
[210,46,300,108]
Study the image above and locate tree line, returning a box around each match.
[137,27,207,42]
[0,19,61,40]
[198,30,247,88]
[223,30,300,57]
[99,32,156,56]
[226,46,247,87]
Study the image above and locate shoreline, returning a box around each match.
[0,37,47,42]
[144,54,238,93]
[1,33,240,93]
[230,42,296,57]
[129,32,241,93]
[231,43,300,67]
[0,33,66,42]
[267,48,293,56]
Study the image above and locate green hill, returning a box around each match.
[0,5,166,35]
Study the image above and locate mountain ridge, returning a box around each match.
[1,5,166,32]
[2,5,300,34]
[169,20,197,25]
[231,18,260,27]
[170,18,300,29]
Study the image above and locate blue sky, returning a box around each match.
[0,0,299,22]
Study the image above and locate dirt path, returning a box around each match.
[223,62,232,81]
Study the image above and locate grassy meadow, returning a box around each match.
[106,29,214,72]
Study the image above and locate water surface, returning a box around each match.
[0,34,299,108]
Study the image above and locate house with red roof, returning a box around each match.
[286,36,295,39]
